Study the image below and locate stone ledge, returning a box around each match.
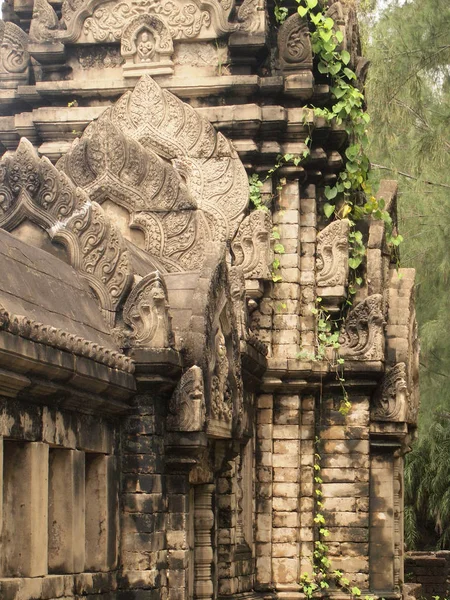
[0,571,118,600]
[0,330,135,413]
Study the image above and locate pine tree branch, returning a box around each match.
[370,163,450,189]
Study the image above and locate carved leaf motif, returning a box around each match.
[59,76,248,272]
[373,363,408,421]
[122,271,173,347]
[0,21,30,82]
[237,0,261,33]
[61,112,195,214]
[277,13,313,71]
[339,294,385,361]
[316,219,350,288]
[231,210,273,280]
[167,365,205,431]
[29,0,60,43]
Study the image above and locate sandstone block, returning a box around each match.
[1,441,49,577]
[48,448,85,573]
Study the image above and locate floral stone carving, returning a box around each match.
[167,365,206,431]
[231,210,273,281]
[316,219,350,309]
[59,0,236,44]
[0,138,133,328]
[339,294,385,362]
[60,75,249,272]
[0,20,30,89]
[122,271,173,348]
[121,14,174,78]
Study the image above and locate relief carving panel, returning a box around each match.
[167,365,206,431]
[0,20,30,88]
[122,271,173,347]
[339,294,385,362]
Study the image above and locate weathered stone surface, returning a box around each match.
[0,4,418,598]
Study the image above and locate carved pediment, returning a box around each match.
[122,271,173,348]
[0,139,133,328]
[0,20,30,88]
[167,365,206,431]
[60,75,249,272]
[339,294,385,362]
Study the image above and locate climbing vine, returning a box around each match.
[300,438,363,599]
[247,1,406,596]
[303,438,388,600]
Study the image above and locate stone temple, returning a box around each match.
[0,0,419,598]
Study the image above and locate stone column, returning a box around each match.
[255,393,273,588]
[0,437,3,540]
[369,448,395,592]
[85,453,118,572]
[321,397,370,590]
[48,448,85,573]
[272,393,301,589]
[194,483,215,600]
[0,441,49,577]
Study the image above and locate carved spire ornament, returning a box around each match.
[373,363,408,421]
[29,0,60,43]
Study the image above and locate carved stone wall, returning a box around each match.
[0,3,418,600]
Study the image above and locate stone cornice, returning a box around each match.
[0,302,135,373]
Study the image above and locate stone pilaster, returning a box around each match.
[121,393,168,595]
[272,179,301,363]
[321,397,370,589]
[255,393,273,589]
[85,453,118,572]
[299,395,316,576]
[272,393,301,589]
[48,448,85,573]
[299,184,317,352]
[369,449,395,592]
[194,483,215,600]
[0,441,49,577]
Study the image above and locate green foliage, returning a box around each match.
[364,0,450,549]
